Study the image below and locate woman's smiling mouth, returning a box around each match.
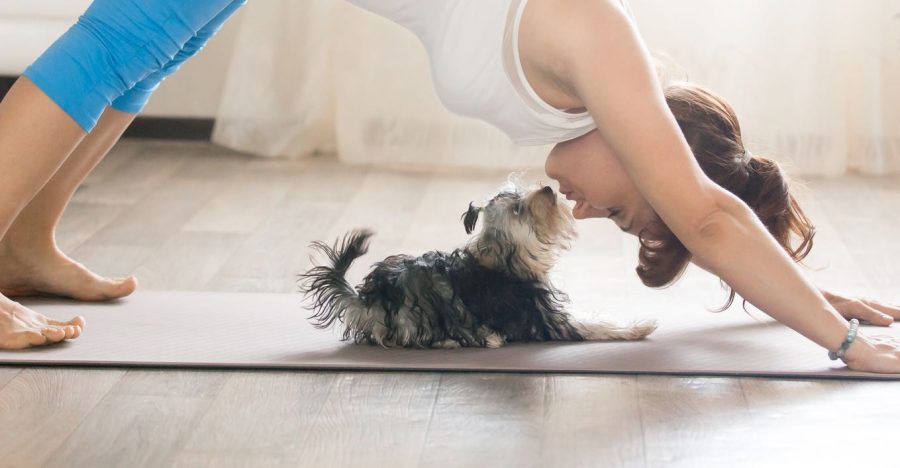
[568,201,633,233]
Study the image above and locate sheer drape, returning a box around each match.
[212,0,337,158]
[636,0,900,176]
[213,0,900,176]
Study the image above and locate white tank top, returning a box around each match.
[345,0,631,146]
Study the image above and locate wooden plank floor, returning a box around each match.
[1,140,898,468]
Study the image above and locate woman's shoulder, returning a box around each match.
[523,0,633,49]
[517,0,635,106]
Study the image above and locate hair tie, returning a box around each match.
[742,149,753,164]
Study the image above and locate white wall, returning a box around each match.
[0,0,243,119]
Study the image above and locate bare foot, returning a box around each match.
[0,241,137,301]
[0,294,84,349]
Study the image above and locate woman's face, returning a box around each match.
[545,129,657,237]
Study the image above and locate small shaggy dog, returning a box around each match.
[298,183,656,349]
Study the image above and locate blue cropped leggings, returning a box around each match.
[23,0,246,132]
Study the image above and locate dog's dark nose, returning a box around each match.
[541,186,554,196]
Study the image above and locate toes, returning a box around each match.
[91,275,137,301]
[41,324,82,342]
[40,327,66,343]
[23,330,50,347]
[68,275,136,302]
[1,301,83,348]
[42,319,84,341]
[0,331,50,349]
[47,315,86,328]
[105,276,138,299]
[38,259,139,301]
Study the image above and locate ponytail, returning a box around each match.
[636,83,816,311]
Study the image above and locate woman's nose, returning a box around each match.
[544,154,561,179]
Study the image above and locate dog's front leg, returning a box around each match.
[476,326,506,348]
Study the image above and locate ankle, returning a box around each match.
[0,230,57,257]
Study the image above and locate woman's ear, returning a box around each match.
[462,202,482,234]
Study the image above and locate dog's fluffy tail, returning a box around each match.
[298,229,373,329]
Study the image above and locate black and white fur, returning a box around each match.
[298,184,657,349]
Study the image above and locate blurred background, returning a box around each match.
[1,6,898,461]
[2,0,899,175]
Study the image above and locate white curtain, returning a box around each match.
[213,0,900,176]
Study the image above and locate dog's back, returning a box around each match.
[299,230,587,348]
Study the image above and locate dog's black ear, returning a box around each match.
[462,202,481,234]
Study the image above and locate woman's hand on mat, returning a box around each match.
[821,289,898,327]
[0,294,84,349]
[842,333,900,374]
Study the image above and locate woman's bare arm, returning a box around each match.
[526,0,882,366]
[691,258,898,326]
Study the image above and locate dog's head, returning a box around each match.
[462,182,576,276]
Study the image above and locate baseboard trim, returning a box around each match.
[0,75,214,141]
[0,75,13,98]
[122,116,214,141]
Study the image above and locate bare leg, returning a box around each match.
[0,106,138,301]
[0,77,91,349]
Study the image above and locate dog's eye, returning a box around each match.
[512,202,524,216]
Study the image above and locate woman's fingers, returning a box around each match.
[861,299,900,321]
[832,298,893,326]
[859,302,896,326]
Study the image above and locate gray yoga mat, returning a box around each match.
[2,291,897,380]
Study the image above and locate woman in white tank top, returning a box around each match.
[0,0,895,371]
[347,0,900,373]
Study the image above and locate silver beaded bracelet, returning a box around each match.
[828,318,860,361]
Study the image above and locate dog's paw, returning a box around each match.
[433,339,462,349]
[576,318,658,341]
[484,332,506,349]
[626,319,658,340]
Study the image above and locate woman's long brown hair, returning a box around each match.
[636,83,816,310]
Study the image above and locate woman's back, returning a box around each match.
[344,0,598,145]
